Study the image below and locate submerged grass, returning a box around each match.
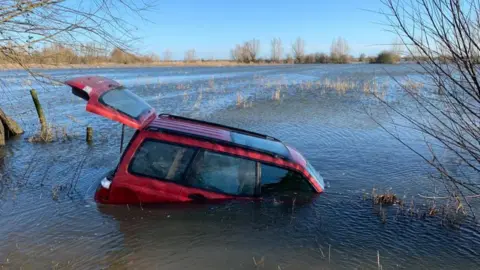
[236,92,253,108]
[371,188,401,205]
[139,73,401,117]
[28,124,76,143]
[272,88,281,101]
[374,193,399,205]
[365,187,469,226]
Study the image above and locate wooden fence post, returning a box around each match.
[86,126,93,143]
[30,89,48,139]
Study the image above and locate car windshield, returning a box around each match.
[99,88,151,120]
[306,161,324,190]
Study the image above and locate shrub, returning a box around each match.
[372,51,400,64]
[315,53,329,63]
[359,53,366,62]
[304,54,316,64]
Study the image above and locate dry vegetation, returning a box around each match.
[231,36,360,64]
[370,51,401,64]
[0,0,159,70]
[230,39,261,63]
[366,187,468,225]
[378,0,480,216]
[0,44,160,67]
[228,36,405,65]
[27,124,75,143]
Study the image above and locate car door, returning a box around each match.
[116,138,197,203]
[182,150,258,201]
[65,76,156,129]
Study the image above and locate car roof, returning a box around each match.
[145,114,298,163]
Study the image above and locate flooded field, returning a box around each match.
[0,64,479,269]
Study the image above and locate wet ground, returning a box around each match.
[0,64,479,269]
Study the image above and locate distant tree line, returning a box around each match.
[0,43,160,65]
[0,39,409,66]
[229,37,404,64]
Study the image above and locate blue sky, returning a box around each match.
[131,0,395,60]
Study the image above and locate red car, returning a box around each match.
[66,76,324,204]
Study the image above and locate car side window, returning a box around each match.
[185,150,256,196]
[129,140,195,182]
[260,163,313,193]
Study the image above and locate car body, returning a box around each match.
[65,76,325,204]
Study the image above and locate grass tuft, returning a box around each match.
[374,193,399,205]
[28,125,74,143]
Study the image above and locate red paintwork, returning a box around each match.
[65,76,323,205]
[65,76,121,95]
[65,76,156,129]
[105,131,237,204]
[286,145,307,167]
[150,115,293,160]
[149,116,231,142]
[102,129,323,204]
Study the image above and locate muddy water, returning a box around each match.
[0,65,479,269]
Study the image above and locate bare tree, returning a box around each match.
[0,0,157,70]
[380,0,480,213]
[163,49,172,62]
[330,37,350,63]
[246,39,260,62]
[231,43,248,63]
[359,53,366,62]
[271,38,283,63]
[292,37,305,63]
[230,46,239,61]
[231,39,260,63]
[391,37,403,56]
[146,52,160,63]
[184,49,196,62]
[286,53,294,64]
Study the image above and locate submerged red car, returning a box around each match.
[66,76,324,204]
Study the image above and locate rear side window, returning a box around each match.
[129,140,195,182]
[260,164,313,193]
[185,150,256,196]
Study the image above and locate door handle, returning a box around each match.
[188,193,207,202]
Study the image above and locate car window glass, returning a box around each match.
[186,151,256,196]
[260,164,313,193]
[100,89,152,120]
[231,132,290,158]
[130,140,195,182]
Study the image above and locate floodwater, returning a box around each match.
[0,64,479,269]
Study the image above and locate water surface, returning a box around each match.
[0,64,478,269]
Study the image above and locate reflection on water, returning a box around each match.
[0,64,479,269]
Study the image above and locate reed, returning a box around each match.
[236,92,244,108]
[253,256,265,268]
[208,77,215,91]
[28,124,74,143]
[402,79,424,94]
[272,88,281,101]
[371,188,401,206]
[192,90,203,110]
